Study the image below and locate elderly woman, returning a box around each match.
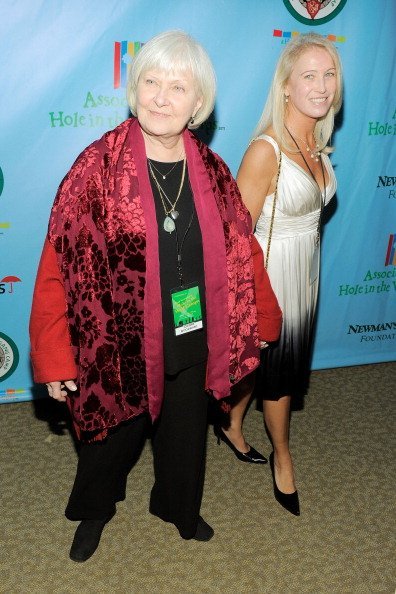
[30,30,280,562]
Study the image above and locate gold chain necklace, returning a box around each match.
[148,159,186,233]
[148,151,184,180]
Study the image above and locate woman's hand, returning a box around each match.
[46,380,77,402]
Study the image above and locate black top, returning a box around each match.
[148,159,208,375]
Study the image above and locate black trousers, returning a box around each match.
[150,362,208,539]
[65,413,148,520]
[65,362,209,540]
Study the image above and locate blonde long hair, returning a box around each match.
[253,33,343,153]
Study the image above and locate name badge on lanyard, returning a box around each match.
[170,283,203,336]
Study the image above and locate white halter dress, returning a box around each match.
[254,135,336,399]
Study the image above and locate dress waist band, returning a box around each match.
[255,210,320,240]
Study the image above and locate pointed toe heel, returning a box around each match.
[213,425,267,464]
[269,452,300,516]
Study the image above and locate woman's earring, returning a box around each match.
[284,95,289,103]
[189,115,195,125]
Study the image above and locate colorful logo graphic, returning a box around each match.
[0,332,19,382]
[0,222,10,234]
[0,275,22,294]
[0,166,9,232]
[385,234,396,266]
[283,0,347,25]
[0,388,26,399]
[273,30,346,43]
[114,41,144,89]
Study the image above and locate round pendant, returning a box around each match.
[163,216,176,233]
[170,210,179,220]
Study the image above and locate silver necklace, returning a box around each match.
[148,159,186,233]
[287,127,321,161]
[286,126,326,246]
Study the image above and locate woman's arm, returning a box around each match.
[29,238,77,399]
[236,138,278,229]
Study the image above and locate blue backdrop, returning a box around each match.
[1,0,395,403]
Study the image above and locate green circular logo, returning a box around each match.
[0,332,19,382]
[283,0,347,26]
[0,167,4,197]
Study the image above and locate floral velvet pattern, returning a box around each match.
[49,118,259,442]
[198,143,260,381]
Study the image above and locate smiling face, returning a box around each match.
[136,69,203,142]
[285,47,337,122]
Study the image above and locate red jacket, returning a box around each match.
[30,119,282,441]
[30,236,282,384]
[251,235,282,342]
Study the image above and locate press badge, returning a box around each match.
[170,284,203,336]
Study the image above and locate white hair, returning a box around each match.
[127,30,216,129]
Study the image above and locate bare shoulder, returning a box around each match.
[237,130,279,226]
[239,133,278,179]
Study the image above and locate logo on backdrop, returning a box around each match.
[0,332,19,382]
[114,41,144,89]
[48,42,145,131]
[273,30,346,44]
[0,222,10,235]
[377,175,396,200]
[0,275,22,295]
[0,167,10,235]
[49,91,128,130]
[283,0,347,25]
[338,237,396,297]
[368,106,396,137]
[385,234,396,266]
[346,321,396,344]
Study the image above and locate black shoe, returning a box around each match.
[214,425,267,464]
[193,516,214,541]
[269,452,300,516]
[69,517,111,562]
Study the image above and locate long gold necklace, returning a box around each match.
[148,159,186,233]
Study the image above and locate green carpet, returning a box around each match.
[0,362,395,593]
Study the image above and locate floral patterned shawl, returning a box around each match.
[49,118,259,441]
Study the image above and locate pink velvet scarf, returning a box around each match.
[49,118,259,441]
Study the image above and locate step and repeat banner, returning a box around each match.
[1,0,395,403]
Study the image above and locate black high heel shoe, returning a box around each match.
[269,452,300,516]
[214,425,267,464]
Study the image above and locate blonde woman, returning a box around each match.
[218,33,342,516]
